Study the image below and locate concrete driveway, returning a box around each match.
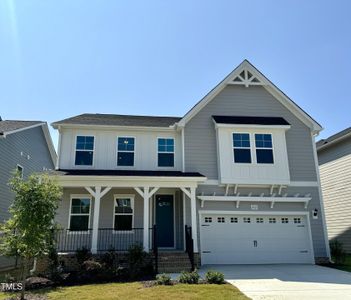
[199,264,351,300]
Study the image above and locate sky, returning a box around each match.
[1,0,350,149]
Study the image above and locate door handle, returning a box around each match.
[253,240,258,247]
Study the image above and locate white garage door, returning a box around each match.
[200,214,314,265]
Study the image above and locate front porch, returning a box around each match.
[52,170,206,255]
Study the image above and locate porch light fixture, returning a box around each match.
[312,208,318,219]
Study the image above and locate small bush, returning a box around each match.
[75,247,92,266]
[82,259,103,273]
[101,247,116,267]
[178,270,199,284]
[156,273,172,285]
[330,240,346,265]
[127,243,154,279]
[205,270,225,284]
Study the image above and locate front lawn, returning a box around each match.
[330,254,351,272]
[0,282,248,300]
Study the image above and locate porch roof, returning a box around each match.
[49,169,206,188]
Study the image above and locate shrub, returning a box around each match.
[82,259,103,273]
[330,240,346,265]
[156,273,172,285]
[101,247,116,267]
[75,247,92,266]
[205,270,224,284]
[127,243,153,279]
[178,270,199,284]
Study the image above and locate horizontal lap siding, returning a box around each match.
[0,126,55,222]
[319,141,351,253]
[184,85,317,181]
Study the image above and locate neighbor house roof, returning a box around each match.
[212,115,290,126]
[317,127,351,151]
[52,113,181,128]
[0,120,44,136]
[50,169,205,178]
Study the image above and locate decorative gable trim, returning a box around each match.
[177,60,322,134]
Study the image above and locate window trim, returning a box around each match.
[255,133,275,164]
[74,135,95,167]
[116,136,136,167]
[232,132,252,164]
[157,137,175,168]
[113,194,135,233]
[16,164,24,179]
[231,131,275,165]
[68,194,92,234]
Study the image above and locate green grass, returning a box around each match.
[331,254,351,272]
[0,282,248,300]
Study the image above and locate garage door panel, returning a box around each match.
[200,214,313,265]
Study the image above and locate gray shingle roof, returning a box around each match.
[316,127,351,150]
[212,115,290,126]
[0,120,44,135]
[52,113,181,128]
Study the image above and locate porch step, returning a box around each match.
[157,252,193,273]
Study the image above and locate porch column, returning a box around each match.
[91,186,101,254]
[190,187,198,252]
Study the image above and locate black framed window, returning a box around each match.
[69,198,91,231]
[158,138,174,167]
[114,197,133,230]
[255,134,274,164]
[233,133,251,163]
[75,136,94,166]
[117,137,135,166]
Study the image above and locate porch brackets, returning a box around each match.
[134,186,160,252]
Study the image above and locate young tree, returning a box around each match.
[0,173,62,299]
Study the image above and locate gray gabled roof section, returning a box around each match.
[317,127,351,151]
[0,120,44,135]
[52,113,181,128]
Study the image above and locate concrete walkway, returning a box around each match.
[199,264,351,300]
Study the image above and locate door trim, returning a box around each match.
[199,210,315,265]
[153,191,176,249]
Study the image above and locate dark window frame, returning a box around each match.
[117,137,135,167]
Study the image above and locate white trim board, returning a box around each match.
[177,60,322,134]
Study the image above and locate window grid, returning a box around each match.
[269,218,276,224]
[69,197,91,231]
[114,197,134,231]
[217,217,225,223]
[158,138,175,167]
[117,137,135,166]
[256,217,264,223]
[75,136,94,166]
[294,218,301,224]
[204,217,212,223]
[281,217,289,224]
[230,217,238,223]
[243,217,251,223]
[255,134,274,164]
[233,133,252,163]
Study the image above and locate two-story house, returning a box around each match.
[0,119,56,269]
[50,60,330,267]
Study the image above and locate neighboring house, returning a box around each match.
[317,128,351,253]
[0,118,57,268]
[50,60,330,267]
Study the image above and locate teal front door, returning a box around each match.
[155,195,174,248]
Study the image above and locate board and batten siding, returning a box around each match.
[184,85,317,182]
[318,138,351,253]
[59,128,182,171]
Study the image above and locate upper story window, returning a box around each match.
[16,164,23,179]
[117,137,135,166]
[75,136,94,166]
[255,134,274,164]
[114,196,134,231]
[233,133,251,163]
[69,197,91,231]
[158,138,174,167]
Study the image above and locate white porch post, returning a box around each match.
[190,186,198,252]
[91,186,101,254]
[143,187,150,252]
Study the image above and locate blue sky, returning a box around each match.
[1,0,350,148]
